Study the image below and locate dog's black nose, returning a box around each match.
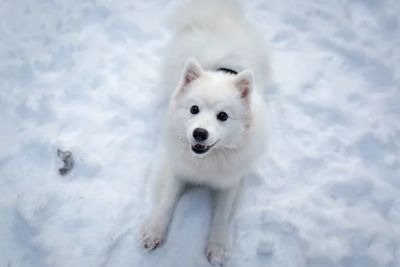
[193,128,208,142]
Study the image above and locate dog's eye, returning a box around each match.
[217,111,228,121]
[190,105,200,115]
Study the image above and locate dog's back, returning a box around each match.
[162,0,269,96]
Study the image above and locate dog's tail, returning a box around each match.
[168,0,245,33]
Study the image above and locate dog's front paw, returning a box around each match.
[141,224,166,251]
[206,243,228,266]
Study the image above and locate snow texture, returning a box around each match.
[0,0,399,267]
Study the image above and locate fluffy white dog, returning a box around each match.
[141,0,268,265]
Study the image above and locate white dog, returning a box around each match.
[141,0,268,265]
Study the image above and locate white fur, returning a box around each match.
[142,0,268,265]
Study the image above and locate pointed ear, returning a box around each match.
[181,58,203,87]
[235,69,253,99]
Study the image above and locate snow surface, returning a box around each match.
[0,0,399,267]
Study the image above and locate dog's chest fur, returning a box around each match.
[171,141,255,188]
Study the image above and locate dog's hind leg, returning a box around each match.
[206,181,242,265]
[141,164,184,250]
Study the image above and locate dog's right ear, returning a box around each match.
[181,58,203,87]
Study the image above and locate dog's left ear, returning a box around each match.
[234,70,253,99]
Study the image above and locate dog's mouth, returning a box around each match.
[191,142,217,155]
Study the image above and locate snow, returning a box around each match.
[0,0,399,267]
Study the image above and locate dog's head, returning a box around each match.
[169,58,253,156]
